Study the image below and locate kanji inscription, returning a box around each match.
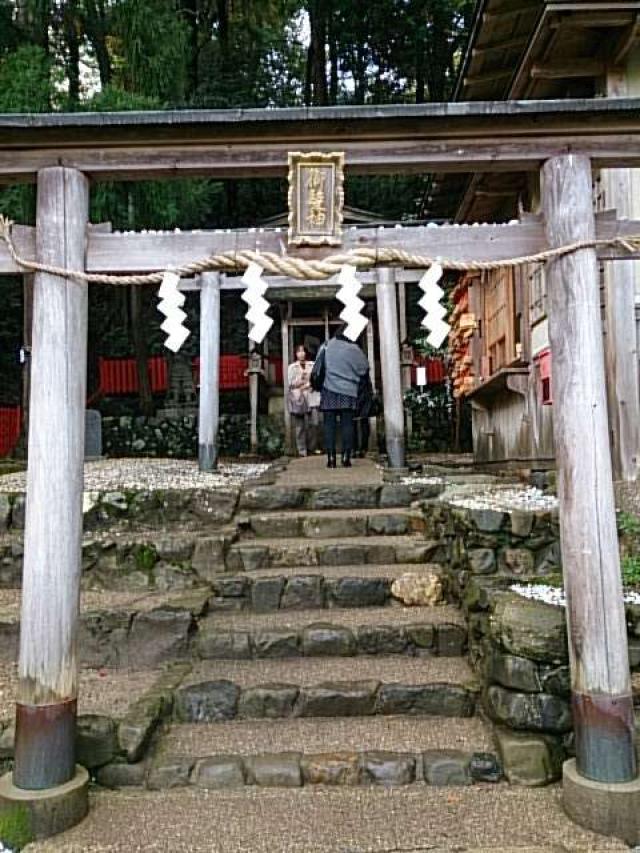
[288,151,344,246]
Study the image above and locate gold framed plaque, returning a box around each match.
[288,151,344,246]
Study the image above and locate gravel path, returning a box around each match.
[276,455,382,486]
[0,458,270,493]
[186,655,475,688]
[162,715,493,756]
[24,785,627,852]
[0,664,161,723]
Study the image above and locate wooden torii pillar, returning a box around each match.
[198,271,221,471]
[376,267,406,468]
[0,167,89,837]
[543,154,640,842]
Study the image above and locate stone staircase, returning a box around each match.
[0,457,503,795]
[132,461,501,792]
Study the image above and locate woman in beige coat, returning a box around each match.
[287,344,321,456]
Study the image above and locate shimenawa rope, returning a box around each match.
[1,215,638,285]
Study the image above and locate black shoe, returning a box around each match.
[327,453,337,468]
[341,452,352,468]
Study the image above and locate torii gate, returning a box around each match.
[1,100,640,843]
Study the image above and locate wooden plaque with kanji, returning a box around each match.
[288,151,344,246]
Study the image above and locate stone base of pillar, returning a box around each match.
[0,765,89,846]
[382,467,410,482]
[563,758,640,845]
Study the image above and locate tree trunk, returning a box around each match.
[64,0,81,107]
[309,0,328,105]
[83,0,112,88]
[328,3,338,105]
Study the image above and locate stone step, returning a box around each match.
[225,535,443,572]
[173,656,478,723]
[210,564,444,612]
[238,481,444,513]
[195,604,467,660]
[141,716,500,790]
[239,508,425,540]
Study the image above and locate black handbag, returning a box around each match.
[310,345,326,392]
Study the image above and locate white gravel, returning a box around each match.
[445,485,558,514]
[400,475,447,486]
[511,583,640,607]
[0,458,270,493]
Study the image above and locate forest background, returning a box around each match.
[0,0,472,451]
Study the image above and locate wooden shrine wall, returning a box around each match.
[451,265,554,467]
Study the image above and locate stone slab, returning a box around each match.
[563,758,640,846]
[0,765,88,844]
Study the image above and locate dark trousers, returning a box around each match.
[323,410,354,455]
[355,417,370,453]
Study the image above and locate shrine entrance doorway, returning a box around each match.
[279,298,378,453]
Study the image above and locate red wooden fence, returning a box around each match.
[98,354,443,396]
[0,407,21,457]
[98,355,257,394]
[411,356,447,385]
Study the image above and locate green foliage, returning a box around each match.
[0,45,53,223]
[0,802,33,850]
[0,45,54,112]
[404,384,454,453]
[618,511,640,538]
[133,543,159,573]
[622,555,640,588]
[111,0,189,104]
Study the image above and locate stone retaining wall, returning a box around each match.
[421,498,561,586]
[456,576,640,786]
[423,496,639,786]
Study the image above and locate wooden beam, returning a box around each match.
[198,272,221,471]
[0,100,640,181]
[483,3,538,23]
[472,36,528,56]
[2,215,640,280]
[543,153,635,783]
[611,14,640,64]
[530,60,606,79]
[549,11,636,30]
[14,167,89,792]
[464,69,513,87]
[85,223,550,272]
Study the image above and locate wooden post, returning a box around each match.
[600,71,640,482]
[376,267,405,468]
[281,303,292,453]
[15,167,89,789]
[543,154,635,783]
[248,341,259,454]
[198,272,221,471]
[398,281,413,440]
[365,302,378,452]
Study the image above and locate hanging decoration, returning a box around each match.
[242,261,273,344]
[157,271,190,353]
[336,264,368,341]
[418,263,450,349]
